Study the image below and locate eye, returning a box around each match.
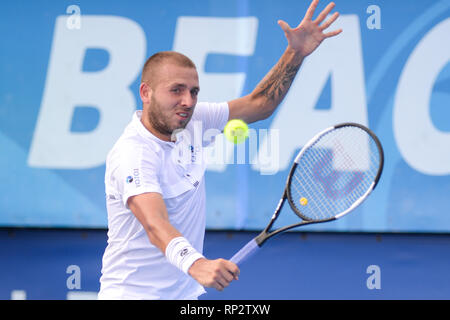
[171,88,181,94]
[191,88,199,97]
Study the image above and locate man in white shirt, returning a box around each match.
[99,0,341,299]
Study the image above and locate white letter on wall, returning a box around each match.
[28,16,146,169]
[173,16,258,103]
[173,17,258,172]
[393,18,450,175]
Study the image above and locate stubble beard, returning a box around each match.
[146,96,189,139]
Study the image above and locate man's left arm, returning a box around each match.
[228,0,342,124]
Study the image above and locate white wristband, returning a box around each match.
[165,237,204,274]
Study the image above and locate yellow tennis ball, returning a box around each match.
[224,119,249,144]
[300,197,308,206]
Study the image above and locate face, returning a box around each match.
[141,63,199,140]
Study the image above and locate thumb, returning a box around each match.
[278,20,291,34]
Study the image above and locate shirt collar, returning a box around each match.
[133,111,182,148]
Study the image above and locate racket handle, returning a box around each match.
[230,238,260,266]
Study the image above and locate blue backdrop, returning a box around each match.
[1,229,449,299]
[1,0,450,232]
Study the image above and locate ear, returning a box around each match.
[139,82,152,104]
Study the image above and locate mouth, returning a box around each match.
[176,112,190,120]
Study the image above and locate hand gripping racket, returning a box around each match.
[230,123,384,266]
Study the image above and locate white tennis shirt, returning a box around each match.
[99,102,229,300]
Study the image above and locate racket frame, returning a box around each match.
[232,122,385,264]
[256,122,384,246]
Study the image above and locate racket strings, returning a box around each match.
[289,126,381,221]
[293,154,339,220]
[291,173,329,220]
[296,156,336,219]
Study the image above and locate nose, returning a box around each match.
[181,91,196,108]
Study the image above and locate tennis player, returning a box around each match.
[98,0,342,299]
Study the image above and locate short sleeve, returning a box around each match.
[114,144,163,208]
[192,102,229,132]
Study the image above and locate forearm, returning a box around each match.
[128,193,182,253]
[147,216,239,288]
[251,47,304,117]
[144,216,182,252]
[229,1,341,123]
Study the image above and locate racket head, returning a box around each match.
[286,123,384,223]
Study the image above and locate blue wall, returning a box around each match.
[1,229,449,300]
[1,0,450,232]
[1,0,450,300]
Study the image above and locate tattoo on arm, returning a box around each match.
[256,60,301,102]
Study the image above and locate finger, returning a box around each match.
[278,20,291,34]
[215,274,231,289]
[222,264,238,283]
[223,260,240,279]
[230,264,240,280]
[314,2,336,24]
[305,0,319,20]
[226,269,239,281]
[231,269,239,280]
[320,11,339,31]
[324,28,343,38]
[219,267,234,283]
[214,282,224,291]
[207,277,224,291]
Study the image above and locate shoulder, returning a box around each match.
[190,102,230,133]
[107,134,163,170]
[191,101,229,120]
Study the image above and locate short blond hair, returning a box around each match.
[141,51,196,85]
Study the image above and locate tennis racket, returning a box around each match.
[230,122,384,266]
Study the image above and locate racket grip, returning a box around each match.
[230,238,260,266]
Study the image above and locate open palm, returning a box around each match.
[278,0,342,57]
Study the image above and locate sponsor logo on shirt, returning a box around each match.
[126,176,133,183]
[190,145,200,163]
[133,168,141,187]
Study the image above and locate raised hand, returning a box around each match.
[278,0,342,57]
